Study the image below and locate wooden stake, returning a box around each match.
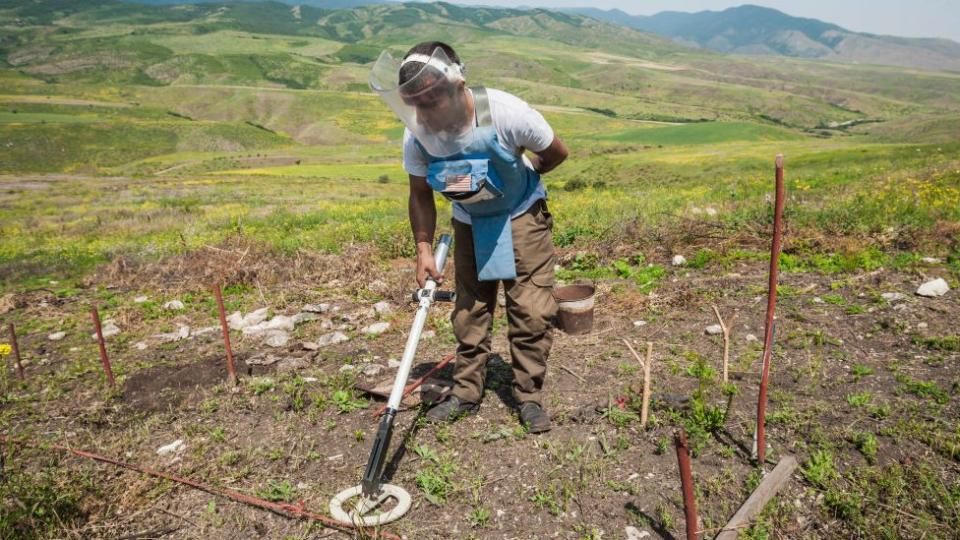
[623,339,654,429]
[641,341,652,428]
[7,323,24,380]
[712,306,736,384]
[715,456,798,540]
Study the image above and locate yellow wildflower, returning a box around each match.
[0,343,11,357]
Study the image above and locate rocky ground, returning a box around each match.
[1,251,958,539]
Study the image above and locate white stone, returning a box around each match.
[917,322,928,329]
[362,364,384,377]
[242,315,295,336]
[133,295,149,303]
[705,207,718,217]
[302,341,319,351]
[421,330,436,339]
[302,377,318,383]
[916,278,949,297]
[163,300,185,310]
[156,439,185,456]
[265,315,295,331]
[745,333,759,342]
[302,303,330,314]
[812,296,824,304]
[226,311,243,329]
[339,364,357,373]
[705,324,723,335]
[316,331,349,347]
[388,358,401,368]
[292,312,319,325]
[320,320,334,330]
[362,322,391,335]
[633,320,647,327]
[246,353,281,366]
[625,526,650,540]
[672,254,687,266]
[881,292,907,302]
[228,307,269,330]
[626,473,639,481]
[156,324,190,342]
[47,331,66,341]
[134,341,149,351]
[92,320,120,339]
[373,301,393,316]
[264,332,290,348]
[192,326,218,336]
[921,257,942,264]
[340,311,362,323]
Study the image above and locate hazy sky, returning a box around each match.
[448,1,960,42]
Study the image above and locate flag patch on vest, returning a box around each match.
[443,174,473,192]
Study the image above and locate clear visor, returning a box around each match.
[369,48,475,157]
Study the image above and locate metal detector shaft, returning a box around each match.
[361,234,453,496]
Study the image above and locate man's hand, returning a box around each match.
[528,136,568,174]
[416,241,443,288]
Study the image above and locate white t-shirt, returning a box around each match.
[402,88,554,224]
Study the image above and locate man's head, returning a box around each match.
[397,42,470,134]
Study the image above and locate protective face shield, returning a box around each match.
[369,48,475,157]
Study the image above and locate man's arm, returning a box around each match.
[409,174,442,287]
[527,136,568,174]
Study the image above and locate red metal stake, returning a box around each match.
[7,323,24,380]
[90,308,115,387]
[755,154,786,465]
[675,429,699,540]
[213,283,238,385]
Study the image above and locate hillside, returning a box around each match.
[2,0,959,146]
[570,4,960,72]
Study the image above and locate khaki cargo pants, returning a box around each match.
[450,199,558,406]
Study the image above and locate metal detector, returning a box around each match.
[330,234,455,526]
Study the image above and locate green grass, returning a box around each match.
[600,122,803,145]
[0,0,958,296]
[0,464,91,540]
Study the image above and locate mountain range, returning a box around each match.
[567,4,960,72]
[119,1,960,72]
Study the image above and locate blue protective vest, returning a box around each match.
[416,87,542,281]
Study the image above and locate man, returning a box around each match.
[369,41,568,433]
